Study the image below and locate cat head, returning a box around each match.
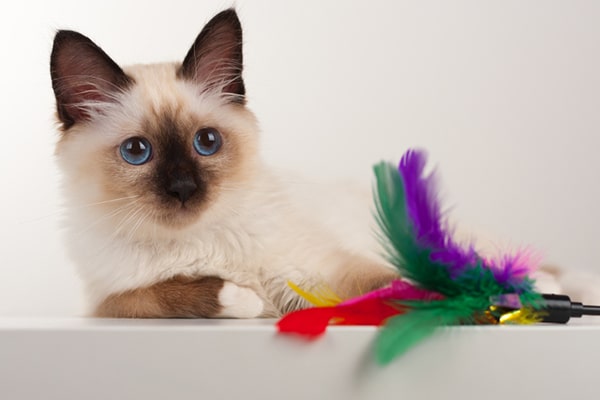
[51,9,262,235]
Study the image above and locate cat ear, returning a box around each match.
[50,30,133,129]
[178,9,245,103]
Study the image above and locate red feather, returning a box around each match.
[277,280,444,337]
[276,298,408,337]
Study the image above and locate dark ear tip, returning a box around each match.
[216,8,239,18]
[52,30,96,54]
[53,30,86,43]
[211,8,241,27]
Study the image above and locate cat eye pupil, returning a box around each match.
[120,137,152,165]
[201,132,216,146]
[126,140,146,155]
[194,128,222,156]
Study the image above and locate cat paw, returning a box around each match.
[216,282,265,318]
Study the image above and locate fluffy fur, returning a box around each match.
[51,9,396,318]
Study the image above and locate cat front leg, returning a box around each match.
[268,252,399,314]
[94,276,265,318]
[325,252,399,301]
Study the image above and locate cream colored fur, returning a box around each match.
[56,63,391,317]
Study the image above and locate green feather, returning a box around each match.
[373,161,457,294]
[376,310,441,365]
[372,158,544,364]
[372,162,426,272]
[376,297,486,364]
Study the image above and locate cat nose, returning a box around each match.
[167,175,198,203]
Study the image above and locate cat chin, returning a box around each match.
[151,212,205,233]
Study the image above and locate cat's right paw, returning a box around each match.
[216,282,265,318]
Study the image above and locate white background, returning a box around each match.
[1,0,599,316]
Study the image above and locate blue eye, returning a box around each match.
[120,137,152,165]
[193,128,222,156]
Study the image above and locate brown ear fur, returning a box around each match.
[178,8,245,102]
[50,30,133,129]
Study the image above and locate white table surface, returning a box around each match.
[1,317,599,400]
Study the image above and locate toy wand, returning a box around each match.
[277,149,600,364]
[540,294,600,323]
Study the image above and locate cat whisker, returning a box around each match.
[91,207,143,256]
[73,195,141,209]
[125,209,149,242]
[74,200,139,237]
[217,185,282,197]
[130,211,153,242]
[19,195,141,225]
[115,207,145,239]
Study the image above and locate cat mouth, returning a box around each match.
[152,200,204,229]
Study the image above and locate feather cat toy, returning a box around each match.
[277,149,600,364]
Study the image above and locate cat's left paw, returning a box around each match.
[216,282,265,318]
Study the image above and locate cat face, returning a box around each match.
[51,10,261,233]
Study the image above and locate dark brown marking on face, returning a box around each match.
[151,114,208,207]
[94,275,226,318]
[123,108,229,229]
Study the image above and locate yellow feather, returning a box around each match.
[287,281,342,307]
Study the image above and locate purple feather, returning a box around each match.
[398,150,478,277]
[485,250,539,289]
[398,149,537,288]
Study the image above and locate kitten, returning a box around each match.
[50,9,396,318]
